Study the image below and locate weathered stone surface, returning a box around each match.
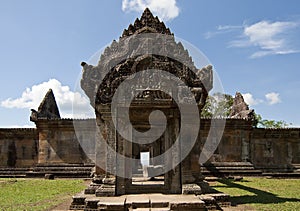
[80,8,212,107]
[122,8,172,37]
[208,193,231,207]
[85,198,100,209]
[30,89,60,121]
[80,7,212,196]
[126,194,150,209]
[0,128,38,167]
[146,165,164,177]
[97,196,126,211]
[229,92,255,121]
[70,194,86,210]
[182,183,202,195]
[95,184,116,197]
[44,173,54,180]
[169,195,206,211]
[84,183,102,194]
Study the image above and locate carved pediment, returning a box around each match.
[80,8,213,109]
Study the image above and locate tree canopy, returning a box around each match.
[201,93,291,128]
[201,93,233,118]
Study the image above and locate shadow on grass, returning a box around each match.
[218,179,300,206]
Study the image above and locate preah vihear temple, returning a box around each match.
[1,8,300,211]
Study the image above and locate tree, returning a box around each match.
[201,93,233,118]
[201,93,291,128]
[254,114,291,128]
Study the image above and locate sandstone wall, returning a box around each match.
[199,119,252,163]
[0,119,299,173]
[251,128,300,171]
[35,119,96,165]
[0,128,38,167]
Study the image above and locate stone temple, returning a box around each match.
[80,7,213,197]
[0,8,300,211]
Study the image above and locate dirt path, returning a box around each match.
[49,179,90,211]
[49,197,74,211]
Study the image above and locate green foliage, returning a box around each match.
[212,177,300,211]
[0,178,85,210]
[254,114,291,128]
[201,93,233,118]
[202,93,291,128]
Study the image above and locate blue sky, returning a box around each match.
[0,0,299,127]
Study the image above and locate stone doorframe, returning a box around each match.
[115,106,182,195]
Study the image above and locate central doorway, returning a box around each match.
[115,107,182,195]
[130,135,166,192]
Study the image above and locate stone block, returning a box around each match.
[44,173,54,180]
[97,196,126,211]
[146,165,164,177]
[169,195,205,211]
[126,194,150,209]
[85,198,100,209]
[95,184,115,197]
[182,184,202,195]
[70,195,86,210]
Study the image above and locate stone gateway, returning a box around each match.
[0,7,299,211]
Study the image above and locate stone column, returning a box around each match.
[95,105,116,196]
[38,129,49,164]
[241,137,250,162]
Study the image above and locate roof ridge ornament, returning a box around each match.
[121,8,172,37]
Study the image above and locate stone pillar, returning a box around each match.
[168,111,181,194]
[95,105,116,196]
[241,137,250,162]
[38,130,49,164]
[116,107,133,195]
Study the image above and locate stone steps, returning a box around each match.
[201,162,262,177]
[292,164,300,172]
[132,208,170,211]
[70,193,229,211]
[0,167,32,178]
[0,164,95,178]
[26,171,92,178]
[262,172,300,178]
[26,164,94,178]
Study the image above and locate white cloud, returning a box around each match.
[242,93,263,106]
[231,20,299,58]
[204,25,243,39]
[122,0,179,21]
[0,124,35,128]
[217,25,242,30]
[206,20,300,58]
[1,79,94,118]
[265,92,281,105]
[242,92,282,106]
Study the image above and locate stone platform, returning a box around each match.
[26,163,94,178]
[70,193,230,211]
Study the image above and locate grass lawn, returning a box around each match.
[1,177,299,210]
[0,178,86,210]
[211,177,300,211]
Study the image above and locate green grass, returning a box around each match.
[211,177,300,211]
[0,178,86,210]
[1,177,299,210]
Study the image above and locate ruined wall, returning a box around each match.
[251,128,300,171]
[199,119,252,163]
[0,118,299,172]
[35,119,96,165]
[199,119,300,172]
[0,128,38,167]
